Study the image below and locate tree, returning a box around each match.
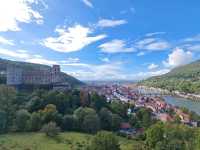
[0,110,7,133]
[111,101,128,118]
[146,123,195,149]
[146,122,164,148]
[29,112,42,131]
[111,114,122,131]
[41,122,60,138]
[99,108,112,130]
[41,104,62,125]
[15,109,31,131]
[83,114,100,133]
[0,85,16,112]
[0,85,17,128]
[62,115,77,131]
[90,93,107,111]
[80,90,90,107]
[136,108,153,128]
[195,129,200,150]
[74,107,100,133]
[89,131,120,150]
[74,107,95,125]
[27,96,43,112]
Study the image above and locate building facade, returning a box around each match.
[7,65,63,86]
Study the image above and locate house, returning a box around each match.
[157,113,173,122]
[119,123,136,137]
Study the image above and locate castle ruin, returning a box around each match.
[7,65,65,86]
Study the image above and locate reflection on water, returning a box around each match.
[163,96,200,115]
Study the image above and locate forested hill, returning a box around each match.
[0,58,84,87]
[140,59,200,94]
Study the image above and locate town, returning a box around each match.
[82,83,200,129]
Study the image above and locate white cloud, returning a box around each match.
[61,62,91,68]
[145,32,166,37]
[42,25,106,53]
[0,36,14,45]
[137,52,145,56]
[97,19,127,28]
[99,39,136,53]
[145,42,170,51]
[33,54,43,58]
[135,69,170,79]
[26,58,57,65]
[136,38,170,51]
[17,50,27,53]
[136,38,156,47]
[187,44,200,51]
[0,48,30,59]
[65,62,169,81]
[184,34,200,42]
[0,48,58,66]
[82,0,93,8]
[101,57,110,62]
[0,0,43,32]
[60,58,80,63]
[62,61,125,81]
[148,63,158,70]
[163,48,193,68]
[63,61,167,81]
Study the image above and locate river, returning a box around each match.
[163,96,200,115]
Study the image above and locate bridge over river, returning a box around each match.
[137,86,170,96]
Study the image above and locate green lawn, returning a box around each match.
[0,132,141,150]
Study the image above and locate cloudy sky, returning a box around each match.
[0,0,200,81]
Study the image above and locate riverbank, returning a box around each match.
[172,91,200,101]
[138,86,200,101]
[163,96,200,115]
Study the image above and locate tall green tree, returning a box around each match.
[29,112,42,131]
[62,115,78,131]
[111,114,122,131]
[90,93,107,111]
[99,108,112,130]
[146,122,164,148]
[0,85,17,128]
[83,113,100,133]
[15,109,31,131]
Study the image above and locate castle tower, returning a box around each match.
[51,65,61,83]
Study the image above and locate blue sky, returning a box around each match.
[0,0,200,81]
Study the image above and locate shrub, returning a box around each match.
[88,131,120,150]
[41,122,60,137]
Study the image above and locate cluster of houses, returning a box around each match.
[84,84,200,138]
[135,96,200,126]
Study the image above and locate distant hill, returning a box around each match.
[0,58,84,87]
[140,60,200,94]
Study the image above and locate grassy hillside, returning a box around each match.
[0,132,140,150]
[0,58,84,87]
[140,60,200,94]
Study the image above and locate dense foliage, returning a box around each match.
[0,84,200,150]
[145,122,200,150]
[140,60,200,94]
[0,85,126,134]
[88,131,120,150]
